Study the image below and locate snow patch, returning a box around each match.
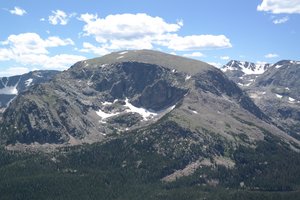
[289,97,296,102]
[240,65,265,75]
[222,61,269,75]
[285,87,290,90]
[185,75,191,80]
[96,109,120,120]
[102,101,113,105]
[97,98,176,122]
[275,65,282,69]
[119,51,128,55]
[0,86,18,95]
[276,94,283,99]
[25,78,33,87]
[124,98,158,120]
[117,56,124,60]
[249,93,259,99]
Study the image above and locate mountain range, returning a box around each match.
[222,60,300,140]
[0,70,59,113]
[0,50,299,200]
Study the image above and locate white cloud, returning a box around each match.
[183,52,204,58]
[0,67,30,77]
[78,13,232,54]
[257,0,300,14]
[79,13,181,43]
[220,56,230,60]
[0,48,13,61]
[166,35,232,51]
[207,62,222,68]
[0,32,85,70]
[1,33,74,56]
[80,42,110,55]
[273,16,289,24]
[43,54,87,69]
[265,53,279,58]
[256,61,269,66]
[48,10,76,25]
[9,7,27,16]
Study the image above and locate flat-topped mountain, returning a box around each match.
[1,50,295,147]
[0,51,300,199]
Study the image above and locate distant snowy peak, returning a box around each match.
[221,60,271,75]
[0,70,59,110]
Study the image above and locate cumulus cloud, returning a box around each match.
[256,61,269,66]
[1,33,74,55]
[273,16,289,24]
[78,13,232,54]
[207,62,222,68]
[79,42,110,55]
[48,10,76,25]
[220,56,230,60]
[183,52,204,58]
[9,7,27,16]
[0,67,30,77]
[0,32,85,69]
[79,13,181,42]
[0,48,13,61]
[257,0,300,14]
[265,53,279,58]
[167,35,232,51]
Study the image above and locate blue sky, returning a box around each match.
[0,0,299,76]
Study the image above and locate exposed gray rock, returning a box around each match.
[223,59,300,140]
[0,70,59,112]
[0,51,298,151]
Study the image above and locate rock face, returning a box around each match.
[222,60,300,140]
[0,50,298,151]
[0,70,59,112]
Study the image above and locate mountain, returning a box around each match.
[221,60,271,88]
[0,51,300,200]
[222,60,300,140]
[1,50,295,147]
[0,70,59,113]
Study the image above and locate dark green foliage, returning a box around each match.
[0,120,300,199]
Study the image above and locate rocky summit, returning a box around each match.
[0,50,300,200]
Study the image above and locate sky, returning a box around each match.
[0,0,300,76]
